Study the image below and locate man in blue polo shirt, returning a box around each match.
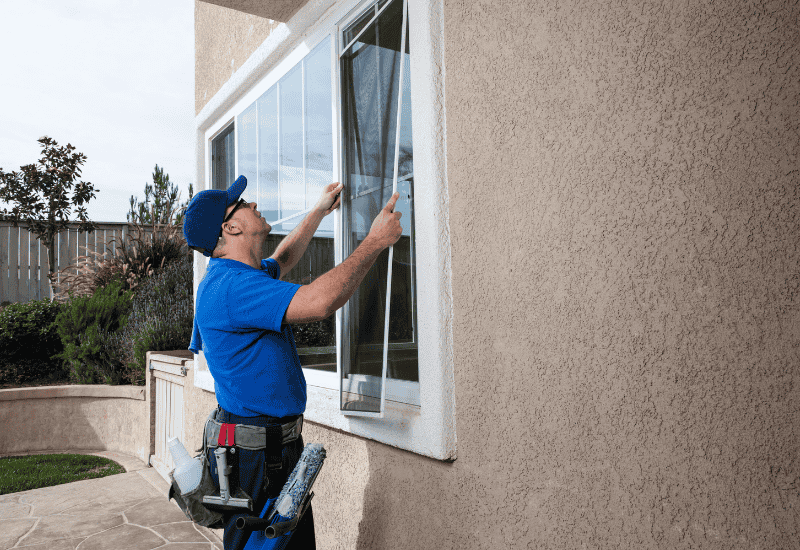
[183,175,402,550]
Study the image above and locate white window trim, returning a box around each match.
[192,0,455,461]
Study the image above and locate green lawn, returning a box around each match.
[0,453,126,494]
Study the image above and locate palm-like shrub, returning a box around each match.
[52,204,189,302]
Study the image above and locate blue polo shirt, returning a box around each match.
[188,257,305,418]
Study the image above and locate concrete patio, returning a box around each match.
[0,450,223,550]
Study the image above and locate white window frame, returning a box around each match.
[192,0,455,460]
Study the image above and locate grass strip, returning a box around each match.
[0,453,126,494]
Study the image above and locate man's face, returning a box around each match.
[223,199,272,237]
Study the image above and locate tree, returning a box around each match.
[0,136,98,290]
[127,164,193,226]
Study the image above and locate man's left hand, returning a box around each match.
[315,182,343,215]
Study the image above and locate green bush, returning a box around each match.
[0,298,67,386]
[100,257,193,385]
[54,277,134,384]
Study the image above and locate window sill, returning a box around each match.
[193,365,216,393]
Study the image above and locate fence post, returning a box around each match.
[39,234,51,301]
[0,224,8,304]
[8,225,19,304]
[57,226,69,288]
[19,226,30,303]
[27,227,38,301]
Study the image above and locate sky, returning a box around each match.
[0,0,195,223]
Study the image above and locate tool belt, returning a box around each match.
[168,408,304,527]
[205,412,303,450]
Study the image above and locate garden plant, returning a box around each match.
[0,298,67,387]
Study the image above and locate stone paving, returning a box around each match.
[0,450,223,550]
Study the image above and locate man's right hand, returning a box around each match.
[286,192,404,324]
[367,192,403,249]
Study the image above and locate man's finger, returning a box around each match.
[385,192,400,211]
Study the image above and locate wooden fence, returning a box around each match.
[263,233,335,285]
[0,220,335,305]
[0,220,135,304]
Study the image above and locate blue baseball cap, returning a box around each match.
[183,175,247,257]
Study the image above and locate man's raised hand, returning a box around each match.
[368,192,403,249]
[315,182,343,215]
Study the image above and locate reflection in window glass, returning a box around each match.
[235,38,335,371]
[305,40,334,235]
[341,0,416,413]
[238,104,257,203]
[280,65,304,221]
[258,88,279,222]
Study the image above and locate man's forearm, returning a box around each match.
[312,236,385,316]
[272,209,325,273]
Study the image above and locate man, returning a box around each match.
[183,175,402,549]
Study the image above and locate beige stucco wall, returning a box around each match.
[438,0,799,548]
[0,386,149,463]
[193,0,799,547]
[195,1,281,114]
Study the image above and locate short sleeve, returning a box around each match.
[189,315,203,353]
[261,258,281,279]
[227,270,301,333]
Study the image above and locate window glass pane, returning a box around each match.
[342,0,393,50]
[398,23,413,179]
[280,65,304,222]
[269,218,336,372]
[341,0,417,413]
[258,88,279,223]
[238,104,257,203]
[305,38,334,236]
[211,125,235,190]
[226,128,235,187]
[235,38,336,372]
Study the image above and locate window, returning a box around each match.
[235,38,336,373]
[232,0,417,415]
[339,0,417,415]
[197,0,454,459]
[211,124,235,190]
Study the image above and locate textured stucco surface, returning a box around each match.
[200,0,308,23]
[195,1,281,114]
[0,387,149,462]
[192,0,799,547]
[437,0,799,547]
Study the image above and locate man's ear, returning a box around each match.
[221,220,242,236]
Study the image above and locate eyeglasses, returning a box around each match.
[223,198,248,223]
